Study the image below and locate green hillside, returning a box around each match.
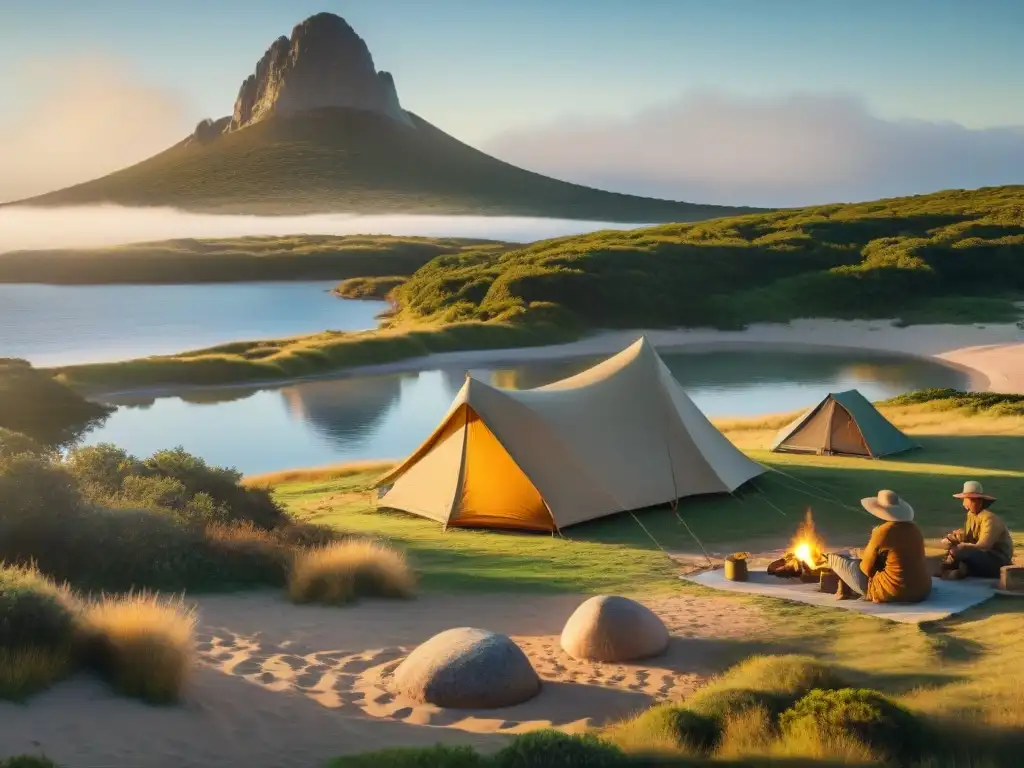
[398,185,1024,329]
[12,109,757,222]
[0,235,514,284]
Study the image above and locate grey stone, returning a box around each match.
[391,627,540,708]
[560,595,669,662]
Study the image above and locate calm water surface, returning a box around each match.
[85,350,969,475]
[0,282,387,366]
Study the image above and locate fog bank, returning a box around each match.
[485,91,1024,208]
[0,206,646,252]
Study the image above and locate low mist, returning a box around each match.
[0,206,647,252]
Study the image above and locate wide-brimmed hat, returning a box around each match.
[953,480,996,502]
[860,490,915,523]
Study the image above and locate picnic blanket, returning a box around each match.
[681,568,995,625]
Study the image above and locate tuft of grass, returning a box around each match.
[0,758,63,768]
[288,539,417,605]
[0,647,72,702]
[77,592,197,704]
[0,563,80,700]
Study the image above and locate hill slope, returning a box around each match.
[0,234,514,284]
[398,185,1024,328]
[12,109,757,221]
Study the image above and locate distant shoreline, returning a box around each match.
[73,319,1023,402]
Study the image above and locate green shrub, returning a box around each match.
[491,730,628,768]
[0,564,80,699]
[0,757,63,768]
[604,702,719,756]
[0,359,112,447]
[779,688,924,761]
[0,429,51,458]
[0,563,79,651]
[66,444,288,529]
[883,388,1024,416]
[325,744,486,768]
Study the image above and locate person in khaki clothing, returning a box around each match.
[939,481,1014,579]
[826,490,933,603]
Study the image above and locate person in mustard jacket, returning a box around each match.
[825,490,932,603]
[939,481,1014,579]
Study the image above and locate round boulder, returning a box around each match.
[391,627,540,708]
[560,595,669,662]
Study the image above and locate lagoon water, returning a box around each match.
[0,282,388,366]
[85,349,968,475]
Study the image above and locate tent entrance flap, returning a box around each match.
[450,406,554,532]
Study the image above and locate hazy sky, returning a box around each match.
[1,0,1022,205]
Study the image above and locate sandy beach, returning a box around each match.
[0,591,766,768]
[90,318,1024,401]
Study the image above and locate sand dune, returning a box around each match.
[0,591,766,767]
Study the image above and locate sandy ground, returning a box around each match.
[97,318,1024,400]
[0,591,767,768]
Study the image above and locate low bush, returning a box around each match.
[66,444,288,529]
[604,702,719,756]
[326,744,486,768]
[77,592,196,704]
[288,539,416,605]
[0,359,112,448]
[491,731,628,768]
[0,563,80,699]
[0,429,51,458]
[779,687,924,762]
[0,757,63,768]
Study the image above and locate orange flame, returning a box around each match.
[790,509,826,568]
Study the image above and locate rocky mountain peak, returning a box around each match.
[207,12,411,138]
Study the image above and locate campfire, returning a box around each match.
[767,509,829,583]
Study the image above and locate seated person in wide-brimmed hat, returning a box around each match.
[825,490,932,603]
[940,481,1014,579]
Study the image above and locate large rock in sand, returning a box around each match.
[391,627,540,708]
[560,595,669,662]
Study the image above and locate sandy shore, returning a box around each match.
[92,318,1024,401]
[0,591,766,768]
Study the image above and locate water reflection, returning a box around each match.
[85,349,969,475]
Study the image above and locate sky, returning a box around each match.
[1,0,1022,206]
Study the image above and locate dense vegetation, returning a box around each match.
[0,235,512,285]
[330,656,1022,766]
[397,185,1024,329]
[0,359,112,447]
[333,275,407,301]
[47,186,1023,393]
[11,109,755,221]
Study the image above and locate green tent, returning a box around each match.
[771,389,919,458]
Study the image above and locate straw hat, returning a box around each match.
[953,480,996,502]
[860,490,915,523]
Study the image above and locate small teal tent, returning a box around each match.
[771,389,919,458]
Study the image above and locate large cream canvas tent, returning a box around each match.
[374,337,766,532]
[771,389,919,458]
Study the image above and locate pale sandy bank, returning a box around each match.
[341,319,1022,395]
[0,591,765,768]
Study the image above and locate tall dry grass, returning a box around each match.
[243,460,395,490]
[78,592,196,703]
[0,647,72,701]
[288,539,416,605]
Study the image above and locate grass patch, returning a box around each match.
[334,275,407,301]
[77,593,196,704]
[396,185,1024,331]
[51,318,580,393]
[0,235,514,285]
[288,539,417,605]
[0,648,72,702]
[0,758,63,768]
[274,400,1023,595]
